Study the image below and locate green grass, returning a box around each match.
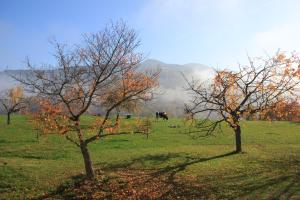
[0,115,300,199]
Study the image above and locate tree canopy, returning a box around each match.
[13,21,160,178]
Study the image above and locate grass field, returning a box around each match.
[0,115,300,199]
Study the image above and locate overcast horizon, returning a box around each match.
[1,0,300,70]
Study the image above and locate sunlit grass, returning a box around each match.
[0,114,299,199]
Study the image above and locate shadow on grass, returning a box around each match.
[106,139,130,143]
[236,173,300,200]
[1,150,67,160]
[33,151,300,199]
[264,132,280,135]
[33,151,237,200]
[234,158,300,200]
[0,138,38,144]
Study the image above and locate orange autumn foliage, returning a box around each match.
[9,86,23,105]
[31,99,70,135]
[100,69,159,112]
[211,52,300,125]
[13,21,160,178]
[259,99,300,122]
[134,117,152,138]
[90,116,121,135]
[185,52,300,152]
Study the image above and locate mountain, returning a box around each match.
[138,59,214,116]
[141,59,212,90]
[0,60,214,117]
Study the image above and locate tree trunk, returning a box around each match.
[74,120,95,179]
[234,125,242,153]
[7,112,11,125]
[80,141,95,179]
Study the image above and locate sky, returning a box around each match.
[1,0,300,70]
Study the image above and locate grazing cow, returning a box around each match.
[156,112,169,120]
[125,114,132,119]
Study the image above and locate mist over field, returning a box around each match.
[140,59,214,116]
[0,59,214,117]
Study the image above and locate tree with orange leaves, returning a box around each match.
[185,52,300,153]
[0,86,25,125]
[100,69,158,116]
[259,98,300,122]
[12,21,159,179]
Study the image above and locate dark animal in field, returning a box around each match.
[156,112,168,120]
[126,114,132,119]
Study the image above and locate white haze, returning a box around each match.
[139,59,214,117]
[0,60,214,117]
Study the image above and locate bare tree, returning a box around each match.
[0,86,25,125]
[12,21,159,178]
[185,52,300,153]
